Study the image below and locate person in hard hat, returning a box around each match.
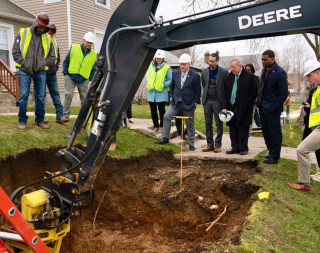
[146,49,172,133]
[288,60,320,192]
[201,52,229,153]
[224,57,258,156]
[155,53,201,151]
[62,32,97,118]
[12,12,55,131]
[257,50,288,164]
[45,23,69,124]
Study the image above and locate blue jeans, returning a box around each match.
[46,75,63,119]
[18,70,46,125]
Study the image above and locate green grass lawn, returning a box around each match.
[289,102,303,112]
[0,114,179,159]
[233,157,320,253]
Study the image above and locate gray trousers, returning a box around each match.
[64,75,89,116]
[297,127,320,183]
[162,102,196,147]
[204,100,223,147]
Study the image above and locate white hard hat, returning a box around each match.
[155,50,165,59]
[179,53,191,63]
[303,60,320,76]
[83,32,95,43]
[219,110,234,123]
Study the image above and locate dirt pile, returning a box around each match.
[0,147,260,253]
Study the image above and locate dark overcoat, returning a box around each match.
[225,68,258,126]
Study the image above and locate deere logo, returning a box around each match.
[238,5,302,30]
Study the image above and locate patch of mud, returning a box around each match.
[0,148,260,253]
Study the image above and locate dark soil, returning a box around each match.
[0,147,261,253]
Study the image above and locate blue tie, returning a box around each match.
[230,75,239,105]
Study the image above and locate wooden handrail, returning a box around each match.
[0,58,19,104]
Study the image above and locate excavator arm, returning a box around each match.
[3,0,320,252]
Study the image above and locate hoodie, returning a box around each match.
[12,19,55,74]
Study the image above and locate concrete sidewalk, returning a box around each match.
[2,109,316,164]
[128,117,317,164]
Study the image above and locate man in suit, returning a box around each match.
[155,54,201,151]
[201,53,229,153]
[257,50,288,164]
[225,57,258,155]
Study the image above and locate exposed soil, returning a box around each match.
[0,147,261,253]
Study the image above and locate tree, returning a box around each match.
[182,0,320,59]
[170,45,204,65]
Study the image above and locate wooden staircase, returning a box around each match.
[0,58,19,114]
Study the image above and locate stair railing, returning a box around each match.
[0,58,19,105]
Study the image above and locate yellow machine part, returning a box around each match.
[4,190,70,253]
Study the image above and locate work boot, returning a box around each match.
[18,123,26,132]
[36,122,49,130]
[56,115,70,123]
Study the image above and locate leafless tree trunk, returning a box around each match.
[170,45,204,65]
[182,0,320,59]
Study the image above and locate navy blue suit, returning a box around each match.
[162,68,201,147]
[170,69,201,109]
[258,64,288,161]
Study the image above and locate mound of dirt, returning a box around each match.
[0,147,260,253]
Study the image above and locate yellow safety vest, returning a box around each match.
[147,64,170,92]
[309,85,320,128]
[68,44,97,79]
[52,38,58,64]
[15,28,51,70]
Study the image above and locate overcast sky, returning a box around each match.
[155,0,315,60]
[155,0,252,56]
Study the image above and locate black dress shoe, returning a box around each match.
[260,154,271,159]
[189,146,195,151]
[263,158,278,164]
[183,135,187,140]
[226,149,240,154]
[240,151,248,155]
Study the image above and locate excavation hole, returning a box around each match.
[0,147,260,253]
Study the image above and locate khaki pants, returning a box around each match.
[297,127,320,183]
[64,75,89,116]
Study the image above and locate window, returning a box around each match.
[0,24,14,70]
[44,0,61,4]
[95,0,110,9]
[94,30,105,53]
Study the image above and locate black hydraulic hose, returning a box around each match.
[49,190,65,219]
[75,189,95,209]
[43,207,74,230]
[10,140,100,203]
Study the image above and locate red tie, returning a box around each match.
[266,68,269,75]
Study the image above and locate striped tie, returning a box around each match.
[181,73,186,88]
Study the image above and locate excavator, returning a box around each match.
[0,0,320,252]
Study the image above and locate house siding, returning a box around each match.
[0,17,32,37]
[70,0,122,45]
[10,0,123,107]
